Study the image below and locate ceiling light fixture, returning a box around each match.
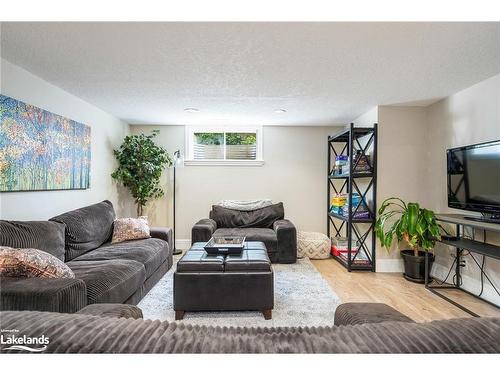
[184,108,200,113]
[274,109,287,114]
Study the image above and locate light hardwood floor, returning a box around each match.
[312,258,500,322]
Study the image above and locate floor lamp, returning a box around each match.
[172,150,183,255]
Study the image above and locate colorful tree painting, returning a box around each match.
[0,95,91,191]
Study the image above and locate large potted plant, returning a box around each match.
[375,197,441,283]
[112,131,172,216]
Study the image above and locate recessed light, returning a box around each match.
[184,108,200,113]
[274,109,287,114]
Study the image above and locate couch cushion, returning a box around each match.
[210,203,284,229]
[213,228,277,253]
[73,238,169,278]
[0,220,66,261]
[50,200,116,261]
[224,248,272,272]
[0,277,87,313]
[176,247,225,272]
[67,259,145,305]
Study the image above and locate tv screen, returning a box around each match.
[447,140,500,214]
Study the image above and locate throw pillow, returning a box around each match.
[112,216,151,243]
[0,246,75,278]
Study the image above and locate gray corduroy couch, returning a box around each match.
[0,303,498,353]
[0,200,173,313]
[192,202,297,263]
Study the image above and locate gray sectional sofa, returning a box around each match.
[0,303,498,353]
[192,202,297,263]
[0,200,173,313]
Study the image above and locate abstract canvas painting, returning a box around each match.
[0,94,91,192]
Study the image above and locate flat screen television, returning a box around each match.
[447,140,500,223]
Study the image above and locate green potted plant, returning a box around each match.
[112,131,172,216]
[375,197,441,283]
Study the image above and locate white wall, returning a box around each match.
[352,107,378,127]
[424,74,500,211]
[0,59,134,220]
[130,125,341,244]
[352,106,429,271]
[425,74,500,305]
[354,75,500,305]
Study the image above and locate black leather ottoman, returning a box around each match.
[174,241,274,320]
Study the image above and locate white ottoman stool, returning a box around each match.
[297,231,331,259]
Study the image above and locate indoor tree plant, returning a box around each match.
[112,131,172,216]
[375,197,441,282]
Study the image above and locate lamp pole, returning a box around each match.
[172,150,182,255]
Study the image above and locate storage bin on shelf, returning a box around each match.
[331,237,371,265]
[331,236,359,257]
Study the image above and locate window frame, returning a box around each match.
[184,125,264,166]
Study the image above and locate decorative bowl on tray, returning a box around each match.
[204,236,246,255]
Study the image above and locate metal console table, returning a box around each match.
[425,213,500,317]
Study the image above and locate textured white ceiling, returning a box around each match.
[2,22,500,126]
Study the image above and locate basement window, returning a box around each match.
[185,126,264,166]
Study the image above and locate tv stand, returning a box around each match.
[464,212,500,224]
[464,213,500,224]
[428,214,500,317]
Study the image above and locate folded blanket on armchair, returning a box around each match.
[217,199,273,211]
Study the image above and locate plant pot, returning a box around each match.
[400,249,435,283]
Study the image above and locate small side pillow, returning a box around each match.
[112,216,151,244]
[0,246,75,278]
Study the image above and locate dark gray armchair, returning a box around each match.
[191,202,297,263]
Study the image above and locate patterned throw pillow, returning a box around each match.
[112,216,151,244]
[0,246,75,278]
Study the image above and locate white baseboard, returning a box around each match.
[376,259,404,273]
[175,239,192,250]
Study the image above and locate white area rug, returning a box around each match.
[138,256,341,327]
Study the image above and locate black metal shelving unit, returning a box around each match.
[327,123,378,271]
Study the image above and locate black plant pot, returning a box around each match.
[401,249,435,283]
